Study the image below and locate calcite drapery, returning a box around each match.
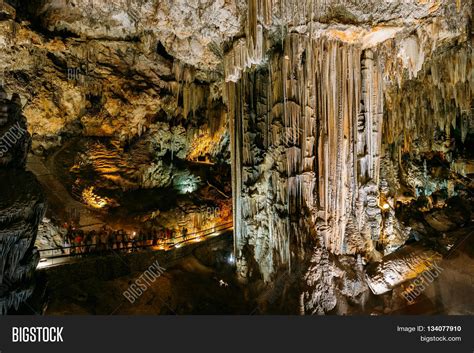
[228,33,385,281]
[0,0,471,314]
[383,44,472,155]
[365,245,442,295]
[227,0,472,288]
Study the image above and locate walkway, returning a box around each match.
[37,221,233,269]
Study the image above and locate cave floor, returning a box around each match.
[38,225,474,315]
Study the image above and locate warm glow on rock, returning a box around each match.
[82,186,109,209]
[187,126,226,163]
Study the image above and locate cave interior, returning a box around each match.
[0,0,472,315]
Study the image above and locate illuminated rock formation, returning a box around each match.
[365,245,442,295]
[225,0,472,313]
[0,0,230,159]
[0,0,471,314]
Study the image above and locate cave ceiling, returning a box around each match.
[0,0,469,140]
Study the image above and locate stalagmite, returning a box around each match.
[0,86,45,314]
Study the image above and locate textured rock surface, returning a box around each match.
[365,245,442,295]
[0,0,472,314]
[0,86,30,167]
[0,85,45,314]
[224,0,472,313]
[301,248,368,315]
[36,218,67,251]
[0,0,230,162]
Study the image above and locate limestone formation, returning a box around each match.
[365,245,442,295]
[225,0,472,313]
[0,0,471,315]
[0,87,45,314]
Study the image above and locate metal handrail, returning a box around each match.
[38,221,233,258]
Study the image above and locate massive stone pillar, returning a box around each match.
[225,0,472,313]
[0,85,45,314]
[227,33,386,282]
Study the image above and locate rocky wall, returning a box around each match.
[226,0,472,313]
[0,84,46,314]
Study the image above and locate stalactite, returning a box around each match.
[226,0,471,317]
[228,33,380,280]
[228,15,473,282]
[382,45,472,155]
